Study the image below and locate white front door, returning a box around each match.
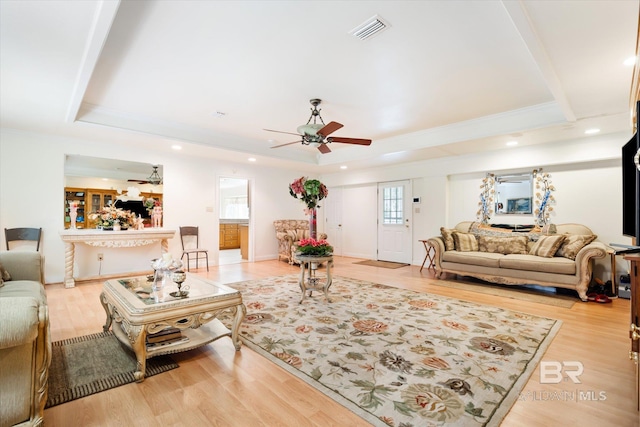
[377,180,412,263]
[325,187,343,256]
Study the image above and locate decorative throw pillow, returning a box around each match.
[529,235,566,258]
[452,232,478,252]
[0,262,10,281]
[556,234,597,260]
[0,262,10,287]
[440,227,456,251]
[477,235,528,255]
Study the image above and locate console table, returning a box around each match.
[59,228,176,288]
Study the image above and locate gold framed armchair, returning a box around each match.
[273,220,327,265]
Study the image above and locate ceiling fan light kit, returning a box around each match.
[127,165,163,185]
[147,165,162,185]
[264,99,372,154]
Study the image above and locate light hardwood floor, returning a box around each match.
[44,257,639,426]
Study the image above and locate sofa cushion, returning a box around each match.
[0,252,43,282]
[477,235,528,255]
[452,232,478,252]
[556,234,597,260]
[440,227,456,251]
[0,297,40,349]
[499,254,576,275]
[469,221,550,241]
[529,235,566,258]
[442,250,503,268]
[0,280,47,305]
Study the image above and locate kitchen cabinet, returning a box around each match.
[219,223,240,249]
[240,224,248,259]
[86,189,117,228]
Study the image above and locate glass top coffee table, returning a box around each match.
[100,273,245,381]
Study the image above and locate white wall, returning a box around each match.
[1,127,633,284]
[322,132,632,278]
[0,129,312,283]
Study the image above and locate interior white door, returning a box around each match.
[377,180,412,263]
[324,187,343,256]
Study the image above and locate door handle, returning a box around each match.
[630,323,640,341]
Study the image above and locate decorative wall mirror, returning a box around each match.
[494,173,533,215]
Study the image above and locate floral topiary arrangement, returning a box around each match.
[296,238,333,257]
[534,169,556,225]
[90,205,135,229]
[289,176,328,210]
[476,173,495,224]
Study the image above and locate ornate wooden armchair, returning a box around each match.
[273,220,327,265]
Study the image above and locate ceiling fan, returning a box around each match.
[264,99,372,154]
[127,165,162,185]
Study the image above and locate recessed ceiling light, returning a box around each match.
[624,56,637,66]
[172,145,182,150]
[340,165,348,170]
[102,178,109,181]
[267,139,275,143]
[506,141,518,146]
[248,157,256,162]
[584,128,600,135]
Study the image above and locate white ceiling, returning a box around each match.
[1,1,638,172]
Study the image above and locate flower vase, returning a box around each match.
[309,208,317,240]
[70,210,77,229]
[152,206,163,228]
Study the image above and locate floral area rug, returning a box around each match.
[223,275,561,427]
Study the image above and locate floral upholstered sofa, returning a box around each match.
[0,251,51,426]
[274,220,327,265]
[426,221,608,301]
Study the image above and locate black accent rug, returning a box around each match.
[46,331,178,408]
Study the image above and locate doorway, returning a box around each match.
[218,177,251,265]
[377,180,412,264]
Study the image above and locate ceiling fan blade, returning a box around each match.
[327,137,372,146]
[128,179,148,184]
[263,128,302,137]
[317,144,331,154]
[271,140,302,148]
[317,121,343,137]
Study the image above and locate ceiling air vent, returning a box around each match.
[349,15,389,41]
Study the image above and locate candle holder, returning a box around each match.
[169,270,189,298]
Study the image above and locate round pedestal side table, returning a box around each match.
[296,255,334,303]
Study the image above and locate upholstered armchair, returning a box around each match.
[274,220,327,265]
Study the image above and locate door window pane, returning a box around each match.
[382,186,403,224]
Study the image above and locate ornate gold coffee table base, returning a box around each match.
[100,274,245,381]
